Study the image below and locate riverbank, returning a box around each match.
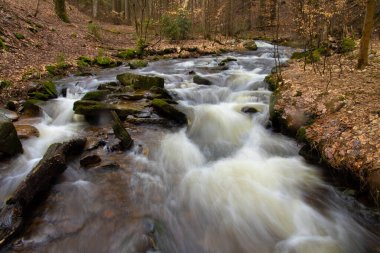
[0,0,249,105]
[270,41,380,204]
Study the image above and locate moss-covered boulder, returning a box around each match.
[152,99,187,125]
[73,100,145,118]
[129,59,148,69]
[111,111,133,150]
[82,90,110,101]
[0,119,23,159]
[117,73,164,90]
[218,57,237,66]
[193,75,212,85]
[243,40,258,51]
[28,81,58,101]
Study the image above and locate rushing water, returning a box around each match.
[0,41,379,252]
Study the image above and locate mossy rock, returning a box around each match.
[129,59,148,69]
[94,56,121,68]
[82,90,109,101]
[193,75,212,85]
[0,119,23,159]
[28,81,58,101]
[73,100,144,118]
[150,86,172,99]
[97,82,121,91]
[111,111,133,150]
[117,73,164,90]
[152,99,187,125]
[243,40,258,51]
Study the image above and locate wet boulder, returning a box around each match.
[80,154,102,168]
[21,100,42,117]
[111,111,133,150]
[15,125,40,139]
[241,106,259,114]
[243,40,258,51]
[0,118,23,159]
[218,57,237,66]
[0,108,19,121]
[0,138,86,247]
[129,59,148,69]
[116,73,164,90]
[152,99,187,125]
[27,81,58,101]
[193,75,212,85]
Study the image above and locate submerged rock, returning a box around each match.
[241,106,259,114]
[0,119,23,159]
[218,57,237,66]
[193,75,212,85]
[80,154,102,168]
[117,73,164,90]
[15,125,40,139]
[152,99,187,125]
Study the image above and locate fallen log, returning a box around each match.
[0,138,86,247]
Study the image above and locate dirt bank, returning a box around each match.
[270,41,380,204]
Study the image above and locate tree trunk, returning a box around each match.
[357,0,376,69]
[54,0,69,22]
[92,0,98,18]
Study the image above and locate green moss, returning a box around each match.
[82,90,109,101]
[296,127,308,142]
[28,92,50,100]
[0,37,7,50]
[0,80,12,89]
[340,37,356,54]
[291,51,307,60]
[94,56,121,68]
[42,81,58,98]
[14,33,25,40]
[111,111,133,149]
[264,74,279,91]
[129,59,148,69]
[243,41,258,51]
[77,56,93,67]
[46,62,70,75]
[117,49,137,59]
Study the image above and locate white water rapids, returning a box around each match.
[0,41,378,252]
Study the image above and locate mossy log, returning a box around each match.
[0,138,86,247]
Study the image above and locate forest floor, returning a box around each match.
[0,0,242,104]
[274,42,380,202]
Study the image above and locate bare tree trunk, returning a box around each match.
[54,0,69,22]
[357,0,376,69]
[92,0,98,18]
[34,0,40,17]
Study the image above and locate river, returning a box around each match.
[0,41,379,253]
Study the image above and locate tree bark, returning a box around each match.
[54,0,69,22]
[92,0,98,18]
[357,0,376,69]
